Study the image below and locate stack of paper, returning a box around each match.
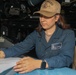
[0,57,21,73]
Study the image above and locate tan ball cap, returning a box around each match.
[34,0,61,17]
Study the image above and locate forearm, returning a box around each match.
[45,54,73,69]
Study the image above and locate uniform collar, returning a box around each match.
[38,25,63,47]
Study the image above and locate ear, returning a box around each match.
[55,15,60,22]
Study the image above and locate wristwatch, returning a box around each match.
[41,60,46,69]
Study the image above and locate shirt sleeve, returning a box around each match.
[45,30,75,68]
[2,31,36,57]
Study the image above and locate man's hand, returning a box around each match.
[13,56,42,74]
[0,50,5,58]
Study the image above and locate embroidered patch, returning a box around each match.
[42,2,51,8]
[51,43,62,50]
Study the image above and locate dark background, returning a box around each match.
[0,0,76,57]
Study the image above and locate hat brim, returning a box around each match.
[34,10,56,17]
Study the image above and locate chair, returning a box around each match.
[72,46,76,69]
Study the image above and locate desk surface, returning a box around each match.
[14,67,76,75]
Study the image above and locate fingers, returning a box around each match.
[17,69,30,74]
[16,56,30,63]
[14,66,33,74]
[13,56,35,74]
[16,56,33,66]
[13,57,29,73]
[0,50,5,58]
[14,66,27,74]
[20,56,32,61]
[13,63,29,74]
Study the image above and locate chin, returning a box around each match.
[42,27,48,30]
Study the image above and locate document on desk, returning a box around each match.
[0,57,21,73]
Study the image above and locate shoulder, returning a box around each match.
[62,29,75,41]
[59,29,75,41]
[25,30,39,42]
[27,30,39,38]
[30,30,39,35]
[63,29,75,35]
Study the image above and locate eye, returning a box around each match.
[40,15,51,19]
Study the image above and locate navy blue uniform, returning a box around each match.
[2,25,75,68]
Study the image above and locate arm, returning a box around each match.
[45,30,75,68]
[0,31,36,58]
[13,56,48,74]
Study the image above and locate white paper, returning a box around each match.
[0,57,21,73]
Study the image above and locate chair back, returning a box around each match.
[72,46,76,69]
